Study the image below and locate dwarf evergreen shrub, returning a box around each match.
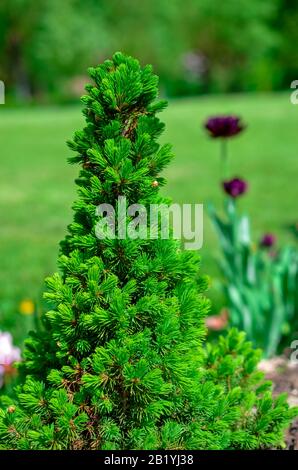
[0,53,296,450]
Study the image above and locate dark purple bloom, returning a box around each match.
[260,233,276,248]
[205,115,245,139]
[222,177,248,198]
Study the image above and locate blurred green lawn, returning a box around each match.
[1,92,298,338]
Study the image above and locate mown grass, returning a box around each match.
[1,92,297,340]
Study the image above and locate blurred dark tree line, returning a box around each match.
[0,0,297,102]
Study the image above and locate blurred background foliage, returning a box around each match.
[0,0,298,360]
[1,0,298,103]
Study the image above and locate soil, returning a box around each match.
[259,357,298,450]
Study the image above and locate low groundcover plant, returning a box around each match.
[0,53,296,450]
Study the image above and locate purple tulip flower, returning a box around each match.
[205,116,245,139]
[260,233,276,248]
[222,177,248,198]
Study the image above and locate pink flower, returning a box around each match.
[0,332,21,365]
[0,332,21,387]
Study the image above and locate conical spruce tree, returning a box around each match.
[0,53,296,450]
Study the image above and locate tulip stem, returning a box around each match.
[220,139,228,179]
